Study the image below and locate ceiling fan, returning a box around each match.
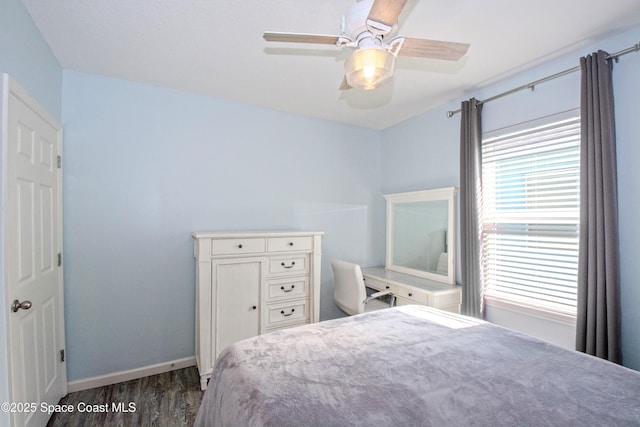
[263,0,470,91]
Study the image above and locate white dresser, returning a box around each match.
[362,267,462,313]
[193,231,323,389]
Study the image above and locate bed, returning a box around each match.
[194,305,640,426]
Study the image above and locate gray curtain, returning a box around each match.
[459,98,483,318]
[576,50,622,363]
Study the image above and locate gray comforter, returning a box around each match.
[195,305,640,426]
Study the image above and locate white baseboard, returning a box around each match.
[67,356,196,393]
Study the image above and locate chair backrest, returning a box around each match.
[332,259,367,315]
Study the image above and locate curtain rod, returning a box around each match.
[446,42,640,118]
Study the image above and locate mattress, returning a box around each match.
[195,305,640,426]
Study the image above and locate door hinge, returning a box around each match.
[58,253,62,267]
[60,349,65,362]
[57,155,62,168]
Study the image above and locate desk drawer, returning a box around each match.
[363,276,397,294]
[396,287,429,305]
[267,236,313,252]
[211,238,265,255]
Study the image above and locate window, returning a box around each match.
[481,111,580,317]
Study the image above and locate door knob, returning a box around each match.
[11,299,32,313]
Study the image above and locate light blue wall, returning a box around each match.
[613,30,640,373]
[61,70,383,381]
[0,0,62,120]
[381,26,640,370]
[0,0,62,422]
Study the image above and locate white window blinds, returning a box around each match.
[481,112,580,315]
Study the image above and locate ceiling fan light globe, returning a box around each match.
[345,47,395,90]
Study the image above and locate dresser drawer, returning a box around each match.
[268,255,309,276]
[265,320,308,333]
[266,277,309,302]
[264,300,309,329]
[211,238,265,255]
[267,236,313,252]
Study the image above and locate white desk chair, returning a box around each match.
[332,259,395,316]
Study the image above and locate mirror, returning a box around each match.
[385,187,457,284]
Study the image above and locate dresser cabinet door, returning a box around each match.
[212,258,264,362]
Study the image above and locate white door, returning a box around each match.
[3,75,66,427]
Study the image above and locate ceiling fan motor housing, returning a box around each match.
[345,0,396,43]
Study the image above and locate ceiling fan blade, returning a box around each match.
[263,32,341,45]
[395,37,470,61]
[367,0,408,31]
[339,76,352,91]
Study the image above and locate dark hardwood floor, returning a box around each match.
[46,366,204,426]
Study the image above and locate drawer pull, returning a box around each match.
[281,261,296,269]
[251,305,257,310]
[408,292,413,297]
[280,285,295,293]
[238,244,243,249]
[281,308,295,317]
[386,285,390,289]
[289,242,294,246]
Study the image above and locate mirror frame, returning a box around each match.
[384,187,457,284]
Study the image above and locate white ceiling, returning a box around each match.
[21,0,640,130]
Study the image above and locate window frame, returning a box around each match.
[480,109,580,320]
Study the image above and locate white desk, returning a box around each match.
[362,267,462,313]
